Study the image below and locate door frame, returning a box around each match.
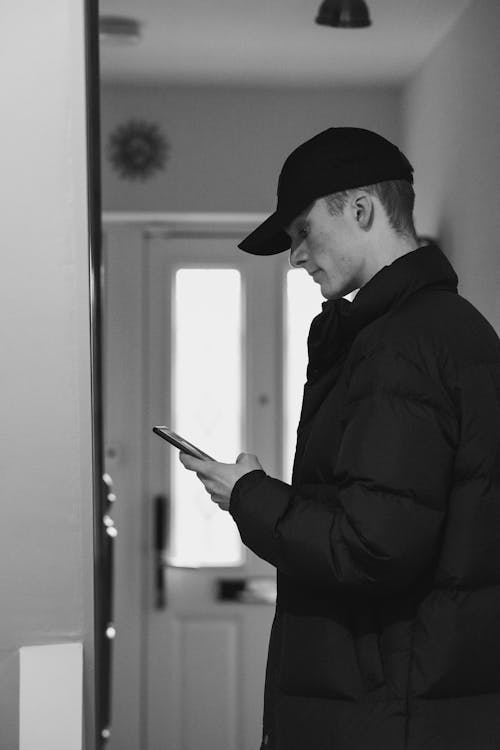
[103,212,268,231]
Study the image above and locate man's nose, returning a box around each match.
[289,241,307,268]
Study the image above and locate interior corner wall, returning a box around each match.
[403,0,500,331]
[100,84,402,214]
[0,2,95,748]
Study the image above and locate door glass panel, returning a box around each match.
[170,268,243,567]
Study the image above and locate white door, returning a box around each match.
[103,217,324,750]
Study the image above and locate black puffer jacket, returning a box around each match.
[230,244,500,750]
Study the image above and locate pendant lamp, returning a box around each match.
[315,0,372,28]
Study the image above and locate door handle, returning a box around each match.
[217,577,277,604]
[154,494,169,609]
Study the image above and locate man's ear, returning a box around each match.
[352,193,373,231]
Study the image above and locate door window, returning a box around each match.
[170,268,243,567]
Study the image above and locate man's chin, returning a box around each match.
[319,279,341,300]
[322,287,353,302]
[321,289,340,301]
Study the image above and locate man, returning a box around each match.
[180,128,500,749]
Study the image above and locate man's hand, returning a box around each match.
[178,452,263,511]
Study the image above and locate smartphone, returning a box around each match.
[152,426,215,461]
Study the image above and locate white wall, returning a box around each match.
[100,84,402,213]
[0,2,95,747]
[404,0,500,331]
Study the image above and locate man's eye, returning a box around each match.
[299,227,308,238]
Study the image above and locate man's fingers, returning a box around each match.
[211,494,229,511]
[197,474,213,490]
[179,452,256,513]
[179,452,207,472]
[193,476,227,510]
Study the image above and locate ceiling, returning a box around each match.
[99,0,472,87]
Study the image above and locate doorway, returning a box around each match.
[103,215,323,749]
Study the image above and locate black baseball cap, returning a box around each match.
[238,127,414,256]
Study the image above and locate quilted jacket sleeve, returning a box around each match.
[229,343,459,593]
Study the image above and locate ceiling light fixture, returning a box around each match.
[315,0,372,28]
[99,15,142,44]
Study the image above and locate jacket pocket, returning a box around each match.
[278,610,363,700]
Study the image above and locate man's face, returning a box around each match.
[285,197,365,300]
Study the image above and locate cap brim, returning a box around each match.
[238,211,292,256]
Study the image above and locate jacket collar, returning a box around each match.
[307,243,458,379]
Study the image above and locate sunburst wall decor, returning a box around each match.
[107,119,169,181]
